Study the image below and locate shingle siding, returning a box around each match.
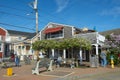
[40,24,73,40]
[41,30,46,40]
[63,26,72,39]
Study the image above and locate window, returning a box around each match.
[18,37,22,40]
[0,43,2,52]
[18,46,21,49]
[45,30,63,39]
[0,36,1,40]
[82,49,86,60]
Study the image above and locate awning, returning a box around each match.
[44,26,63,34]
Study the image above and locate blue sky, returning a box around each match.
[0,0,120,33]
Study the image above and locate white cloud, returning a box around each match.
[100,6,120,17]
[55,0,69,13]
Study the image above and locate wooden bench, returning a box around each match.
[0,57,15,68]
[32,58,53,75]
[0,62,8,68]
[61,59,75,68]
[66,59,75,68]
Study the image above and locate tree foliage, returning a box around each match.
[105,34,120,65]
[32,38,92,51]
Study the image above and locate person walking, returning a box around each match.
[100,49,107,67]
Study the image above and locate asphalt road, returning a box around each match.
[55,71,120,80]
[78,71,120,80]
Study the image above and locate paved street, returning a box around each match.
[77,71,120,80]
[58,71,120,80]
[0,61,120,80]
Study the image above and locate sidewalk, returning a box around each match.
[0,62,120,80]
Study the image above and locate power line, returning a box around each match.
[0,22,35,31]
[0,4,50,26]
[15,1,67,22]
[0,0,79,22]
[0,4,30,13]
[0,4,36,20]
[0,11,35,20]
[0,1,79,31]
[0,5,48,23]
[18,0,28,5]
[0,4,65,24]
[0,11,50,30]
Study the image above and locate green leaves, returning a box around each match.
[32,40,56,51]
[32,38,92,51]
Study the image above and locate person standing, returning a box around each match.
[100,49,107,67]
[15,54,20,67]
[10,53,15,62]
[56,56,62,67]
[0,57,2,63]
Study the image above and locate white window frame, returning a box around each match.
[46,29,64,39]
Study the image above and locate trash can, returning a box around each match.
[90,55,99,67]
[90,55,96,67]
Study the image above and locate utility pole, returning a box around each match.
[34,0,38,34]
[33,0,39,59]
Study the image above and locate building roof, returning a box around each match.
[7,29,36,39]
[44,26,63,34]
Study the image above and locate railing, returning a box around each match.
[73,32,105,44]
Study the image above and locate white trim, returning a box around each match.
[52,49,54,57]
[63,49,66,63]
[46,36,64,40]
[0,36,1,40]
[72,27,75,36]
[49,22,75,28]
[95,44,99,55]
[96,32,99,44]
[40,31,41,40]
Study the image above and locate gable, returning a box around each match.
[0,28,6,36]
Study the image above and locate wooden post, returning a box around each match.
[63,49,66,63]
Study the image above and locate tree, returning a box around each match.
[32,38,92,59]
[58,38,91,50]
[32,40,58,51]
[32,38,92,51]
[105,34,120,65]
